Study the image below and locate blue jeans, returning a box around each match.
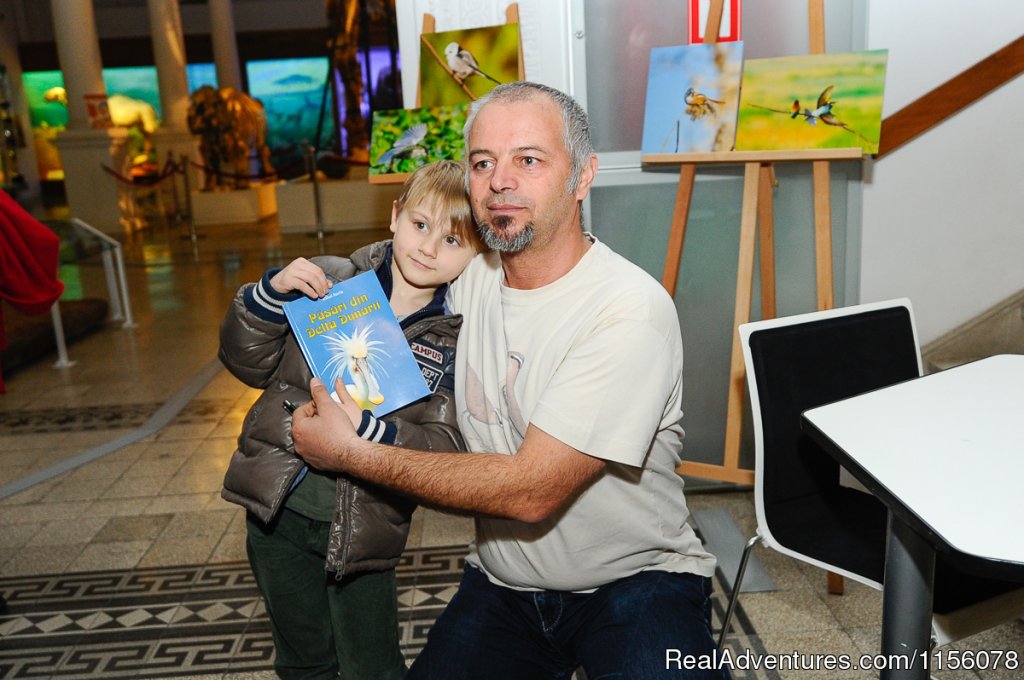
[407,564,727,679]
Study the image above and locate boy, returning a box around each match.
[218,160,482,680]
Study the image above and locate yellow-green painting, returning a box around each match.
[369,104,469,178]
[419,23,521,107]
[735,50,888,155]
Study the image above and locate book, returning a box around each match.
[282,270,430,416]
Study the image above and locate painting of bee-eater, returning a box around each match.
[735,50,888,154]
[641,42,744,155]
[419,23,522,107]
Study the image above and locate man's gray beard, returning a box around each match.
[478,215,534,253]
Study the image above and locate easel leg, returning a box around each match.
[757,165,777,320]
[812,160,834,311]
[814,158,842,594]
[721,163,762,472]
[661,163,697,296]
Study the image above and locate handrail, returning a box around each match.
[877,34,1024,158]
[71,217,136,328]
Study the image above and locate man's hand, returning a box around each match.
[333,378,365,430]
[269,257,331,299]
[292,377,361,472]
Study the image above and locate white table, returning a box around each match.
[802,354,1024,680]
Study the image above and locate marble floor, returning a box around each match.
[0,206,1020,679]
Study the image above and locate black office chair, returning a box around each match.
[718,298,1024,649]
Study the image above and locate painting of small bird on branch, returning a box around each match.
[369,104,468,178]
[735,50,888,155]
[641,42,744,155]
[419,23,522,107]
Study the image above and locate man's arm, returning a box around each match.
[291,378,605,523]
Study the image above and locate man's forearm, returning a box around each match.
[324,433,599,523]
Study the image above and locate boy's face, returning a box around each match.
[389,199,476,291]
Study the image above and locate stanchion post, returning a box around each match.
[167,151,181,221]
[309,145,326,254]
[180,153,201,252]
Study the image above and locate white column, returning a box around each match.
[209,0,243,91]
[50,0,106,130]
[146,0,190,131]
[49,0,128,233]
[145,0,198,193]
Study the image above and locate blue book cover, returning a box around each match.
[283,270,430,416]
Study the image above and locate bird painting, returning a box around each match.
[641,42,744,154]
[444,43,501,85]
[418,24,520,107]
[375,123,428,167]
[684,87,725,121]
[734,50,888,154]
[745,84,877,147]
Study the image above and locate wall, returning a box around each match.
[579,0,864,472]
[863,1,1024,344]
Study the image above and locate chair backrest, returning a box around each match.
[739,299,922,587]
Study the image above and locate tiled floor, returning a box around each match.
[0,203,1021,679]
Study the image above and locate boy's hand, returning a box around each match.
[269,257,332,299]
[292,378,359,472]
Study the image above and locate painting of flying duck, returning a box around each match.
[369,103,469,182]
[641,42,744,155]
[418,23,522,107]
[735,50,888,155]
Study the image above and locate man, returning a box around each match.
[292,81,724,679]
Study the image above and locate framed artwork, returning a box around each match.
[418,23,522,107]
[369,103,469,182]
[734,50,888,154]
[689,0,742,44]
[641,42,744,154]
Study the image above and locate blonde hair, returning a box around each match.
[396,160,483,251]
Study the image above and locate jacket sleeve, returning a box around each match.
[356,388,464,452]
[218,267,302,388]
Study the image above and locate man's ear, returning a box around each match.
[388,200,400,234]
[574,154,599,201]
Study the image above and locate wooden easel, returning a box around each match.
[368,3,522,185]
[649,1,861,594]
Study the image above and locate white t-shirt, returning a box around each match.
[449,236,716,592]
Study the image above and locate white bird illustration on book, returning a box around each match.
[323,325,390,410]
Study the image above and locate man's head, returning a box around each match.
[389,160,482,291]
[465,82,594,195]
[463,82,597,254]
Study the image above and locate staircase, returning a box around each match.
[922,290,1024,373]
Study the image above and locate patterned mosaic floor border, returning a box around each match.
[0,399,235,435]
[0,544,768,679]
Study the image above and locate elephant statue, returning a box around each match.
[43,87,160,133]
[186,85,275,190]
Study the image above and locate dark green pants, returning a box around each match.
[246,508,407,680]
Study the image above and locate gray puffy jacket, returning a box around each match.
[218,241,463,576]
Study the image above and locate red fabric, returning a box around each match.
[0,189,65,392]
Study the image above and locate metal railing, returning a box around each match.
[50,218,136,368]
